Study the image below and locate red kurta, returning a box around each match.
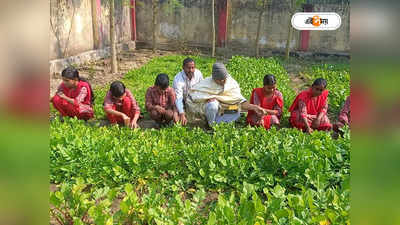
[289,88,332,131]
[51,81,94,120]
[247,88,284,129]
[103,89,140,124]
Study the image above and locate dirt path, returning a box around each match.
[281,59,311,94]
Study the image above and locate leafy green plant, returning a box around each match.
[50,55,350,225]
[51,118,350,224]
[50,178,117,225]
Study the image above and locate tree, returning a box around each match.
[152,0,158,52]
[91,0,101,49]
[110,0,118,73]
[285,0,305,60]
[255,0,268,57]
[211,0,216,57]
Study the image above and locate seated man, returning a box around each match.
[145,73,179,125]
[186,63,264,127]
[173,57,204,125]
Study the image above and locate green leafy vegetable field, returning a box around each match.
[50,55,350,225]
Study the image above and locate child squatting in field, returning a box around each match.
[51,66,95,121]
[103,81,141,129]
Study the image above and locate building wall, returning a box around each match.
[49,0,132,60]
[136,0,350,53]
[136,0,213,46]
[307,3,350,51]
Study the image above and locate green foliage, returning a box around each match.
[50,178,117,225]
[50,118,350,224]
[50,55,350,225]
[256,0,268,10]
[161,0,184,16]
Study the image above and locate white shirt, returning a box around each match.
[173,69,203,114]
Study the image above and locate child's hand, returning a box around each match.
[121,113,129,120]
[122,114,130,126]
[155,106,165,114]
[254,106,265,116]
[179,113,187,126]
[130,121,139,129]
[306,127,313,134]
[270,110,278,115]
[312,118,321,129]
[57,92,66,98]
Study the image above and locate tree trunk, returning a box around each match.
[152,0,157,53]
[211,0,215,57]
[285,0,295,61]
[226,0,231,50]
[110,0,118,73]
[255,10,263,57]
[91,0,100,49]
[285,18,292,60]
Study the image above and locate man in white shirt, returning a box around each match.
[173,58,203,125]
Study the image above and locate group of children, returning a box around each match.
[51,60,350,133]
[51,67,179,128]
[246,74,349,133]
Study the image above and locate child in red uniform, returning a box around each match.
[103,81,140,128]
[334,96,350,131]
[51,67,94,120]
[289,78,332,133]
[247,74,284,129]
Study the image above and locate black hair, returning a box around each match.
[312,78,327,88]
[263,74,276,86]
[182,57,195,67]
[155,73,169,89]
[110,81,126,98]
[61,66,95,104]
[61,66,80,80]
